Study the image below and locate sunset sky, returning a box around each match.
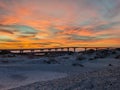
[0,0,120,49]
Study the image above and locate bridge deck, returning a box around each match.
[0,47,116,51]
[0,47,119,55]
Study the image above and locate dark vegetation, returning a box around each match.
[0,50,11,54]
[72,63,84,67]
[115,55,120,59]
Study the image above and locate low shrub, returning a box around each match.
[72,63,84,67]
[43,57,58,64]
[76,55,86,61]
[115,55,120,59]
[89,58,95,60]
[108,64,112,66]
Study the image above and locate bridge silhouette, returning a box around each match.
[0,47,116,56]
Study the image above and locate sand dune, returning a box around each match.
[0,48,120,90]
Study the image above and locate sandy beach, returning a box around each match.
[0,49,120,90]
[10,66,120,90]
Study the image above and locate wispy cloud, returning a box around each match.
[0,0,120,48]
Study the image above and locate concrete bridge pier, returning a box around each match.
[67,48,70,52]
[40,49,44,52]
[20,50,23,54]
[55,48,58,52]
[31,50,34,54]
[61,48,64,51]
[95,48,98,52]
[107,48,110,50]
[73,47,76,53]
[48,49,51,52]
[84,48,87,52]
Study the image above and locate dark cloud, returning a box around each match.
[0,29,14,34]
[68,34,95,41]
[93,21,120,31]
[0,24,39,36]
[12,25,39,34]
[57,26,82,35]
[0,38,19,42]
[30,42,62,46]
[67,33,118,41]
[17,34,35,38]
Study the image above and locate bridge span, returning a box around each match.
[0,47,116,54]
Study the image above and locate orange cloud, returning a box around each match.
[0,0,120,49]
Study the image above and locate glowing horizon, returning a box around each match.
[0,0,120,49]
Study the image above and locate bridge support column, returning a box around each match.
[55,48,58,52]
[20,50,23,54]
[84,48,87,52]
[67,48,70,52]
[107,48,110,50]
[61,48,63,51]
[95,48,98,52]
[40,49,44,52]
[73,48,76,53]
[48,49,51,52]
[31,50,34,54]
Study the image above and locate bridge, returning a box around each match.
[0,47,117,55]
